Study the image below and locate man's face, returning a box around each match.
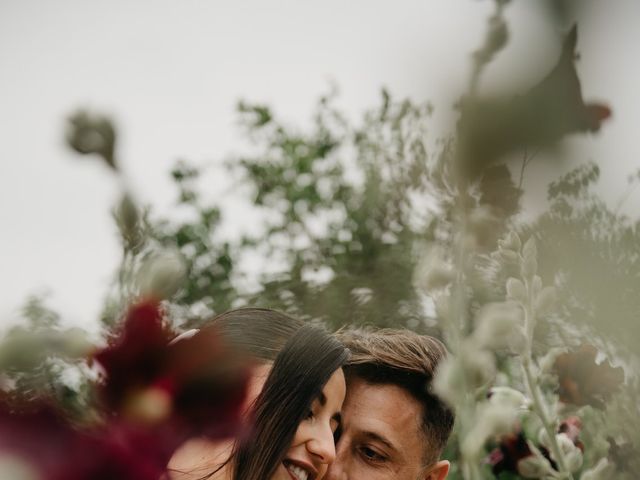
[324,378,448,480]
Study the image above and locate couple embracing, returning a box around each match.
[168,308,454,480]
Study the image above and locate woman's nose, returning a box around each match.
[306,425,337,464]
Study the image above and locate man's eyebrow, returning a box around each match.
[360,431,398,454]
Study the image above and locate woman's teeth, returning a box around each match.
[286,463,309,480]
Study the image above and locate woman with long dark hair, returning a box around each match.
[168,308,348,480]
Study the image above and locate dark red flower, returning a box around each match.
[93,299,249,442]
[0,401,167,480]
[0,300,250,479]
[486,430,534,475]
[94,300,174,416]
[553,344,624,408]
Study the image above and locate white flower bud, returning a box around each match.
[114,193,144,251]
[500,231,522,252]
[557,433,583,472]
[461,402,518,459]
[116,194,138,236]
[535,286,557,315]
[138,250,187,300]
[537,428,550,447]
[65,110,117,170]
[488,386,530,410]
[565,446,584,473]
[506,277,527,303]
[433,356,462,407]
[521,255,537,281]
[461,346,496,389]
[413,248,454,293]
[492,249,519,264]
[473,301,523,350]
[538,431,583,473]
[433,348,496,407]
[580,458,615,480]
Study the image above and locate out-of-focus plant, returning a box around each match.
[2,0,639,477]
[145,88,438,330]
[0,295,95,420]
[420,1,639,479]
[0,109,251,480]
[0,298,249,480]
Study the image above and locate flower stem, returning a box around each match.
[522,281,574,480]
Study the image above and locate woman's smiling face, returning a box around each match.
[272,368,346,480]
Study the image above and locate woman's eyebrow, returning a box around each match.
[317,392,327,406]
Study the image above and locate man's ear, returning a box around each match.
[423,460,449,480]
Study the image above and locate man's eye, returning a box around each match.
[359,446,386,463]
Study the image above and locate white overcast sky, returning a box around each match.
[1,0,638,330]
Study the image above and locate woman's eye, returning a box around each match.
[306,409,314,420]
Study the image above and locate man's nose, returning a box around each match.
[323,438,348,480]
[306,425,337,465]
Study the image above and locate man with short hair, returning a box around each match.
[326,328,454,480]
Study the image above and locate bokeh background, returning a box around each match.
[2,0,639,331]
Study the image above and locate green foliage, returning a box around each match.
[533,162,640,353]
[5,2,639,476]
[149,90,440,330]
[0,295,95,421]
[151,163,235,325]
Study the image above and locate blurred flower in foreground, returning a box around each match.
[538,416,584,473]
[65,110,117,171]
[458,24,612,180]
[113,193,146,253]
[0,401,171,480]
[553,344,624,408]
[0,300,249,479]
[486,418,585,479]
[94,299,249,439]
[478,164,522,218]
[136,251,187,301]
[486,430,536,476]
